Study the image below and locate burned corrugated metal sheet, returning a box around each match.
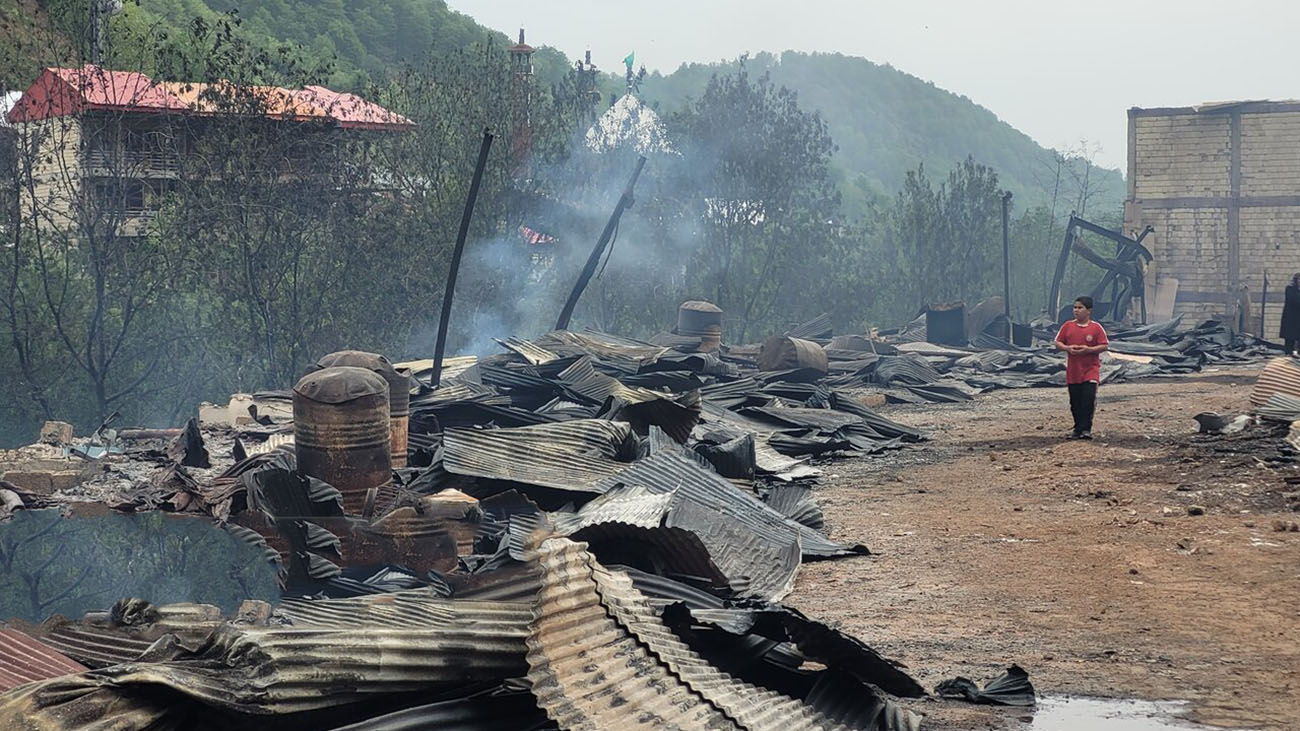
[828,392,926,442]
[325,680,555,730]
[1257,392,1300,422]
[553,483,674,531]
[697,403,810,476]
[276,590,529,630]
[442,420,638,494]
[525,537,739,729]
[558,357,702,442]
[556,459,830,601]
[1251,356,1300,406]
[0,629,86,692]
[692,432,757,480]
[36,622,156,668]
[762,485,825,534]
[669,605,924,699]
[870,353,944,385]
[3,596,531,722]
[0,674,202,730]
[534,330,668,368]
[804,673,922,731]
[497,337,559,366]
[569,522,735,593]
[525,537,862,730]
[742,406,863,433]
[785,313,834,341]
[28,601,228,669]
[600,452,865,560]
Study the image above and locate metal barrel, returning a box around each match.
[293,366,391,514]
[677,300,723,352]
[313,350,410,468]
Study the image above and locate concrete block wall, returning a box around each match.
[1129,103,1300,338]
[1132,114,1230,199]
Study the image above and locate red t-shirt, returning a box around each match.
[1056,320,1108,384]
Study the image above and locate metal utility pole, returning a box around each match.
[1001,190,1013,321]
[555,155,647,331]
[431,129,493,388]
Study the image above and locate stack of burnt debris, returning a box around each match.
[6,295,1255,728]
[830,307,1277,405]
[2,329,1042,730]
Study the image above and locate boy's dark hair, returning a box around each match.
[1075,296,1094,310]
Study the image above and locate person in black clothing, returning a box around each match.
[1282,273,1300,355]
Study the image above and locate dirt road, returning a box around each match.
[787,369,1300,730]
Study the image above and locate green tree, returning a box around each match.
[882,156,1002,319]
[667,64,841,342]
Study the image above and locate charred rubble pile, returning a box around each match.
[0,330,1006,730]
[872,309,1279,403]
[0,303,1268,729]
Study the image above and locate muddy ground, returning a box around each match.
[787,367,1300,730]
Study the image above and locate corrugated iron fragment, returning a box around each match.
[0,629,86,692]
[525,537,860,731]
[442,420,638,494]
[0,594,533,725]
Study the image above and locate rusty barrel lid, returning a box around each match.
[677,300,723,336]
[293,366,388,405]
[312,350,410,416]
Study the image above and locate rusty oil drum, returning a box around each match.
[677,300,723,352]
[313,350,410,468]
[293,366,391,514]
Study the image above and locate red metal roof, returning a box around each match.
[0,628,87,692]
[295,86,415,130]
[5,65,413,131]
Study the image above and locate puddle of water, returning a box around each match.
[1028,696,1211,730]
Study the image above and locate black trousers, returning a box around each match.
[1287,338,1297,355]
[1067,382,1097,434]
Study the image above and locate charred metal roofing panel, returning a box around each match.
[525,537,742,730]
[601,453,865,559]
[442,420,636,493]
[65,608,530,715]
[37,624,155,668]
[276,591,532,631]
[0,628,87,692]
[525,538,850,731]
[590,550,851,731]
[326,680,556,730]
[741,406,864,432]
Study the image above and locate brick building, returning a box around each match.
[1125,101,1300,335]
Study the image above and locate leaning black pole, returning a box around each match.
[431,128,493,388]
[1001,190,1013,322]
[554,155,647,331]
[1260,274,1268,339]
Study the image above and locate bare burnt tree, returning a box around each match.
[4,66,189,431]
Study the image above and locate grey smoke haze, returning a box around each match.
[449,0,1300,171]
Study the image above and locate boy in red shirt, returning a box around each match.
[1054,296,1109,439]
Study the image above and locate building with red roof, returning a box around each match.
[6,65,413,237]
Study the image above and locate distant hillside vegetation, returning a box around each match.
[637,51,1125,217]
[4,0,570,90]
[5,4,1122,219]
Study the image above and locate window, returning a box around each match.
[92,179,147,214]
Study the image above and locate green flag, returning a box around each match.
[623,52,635,69]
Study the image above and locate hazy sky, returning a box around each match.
[448,0,1296,171]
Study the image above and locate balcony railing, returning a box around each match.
[82,149,181,177]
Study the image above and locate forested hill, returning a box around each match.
[637,51,1125,215]
[3,1,1123,215]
